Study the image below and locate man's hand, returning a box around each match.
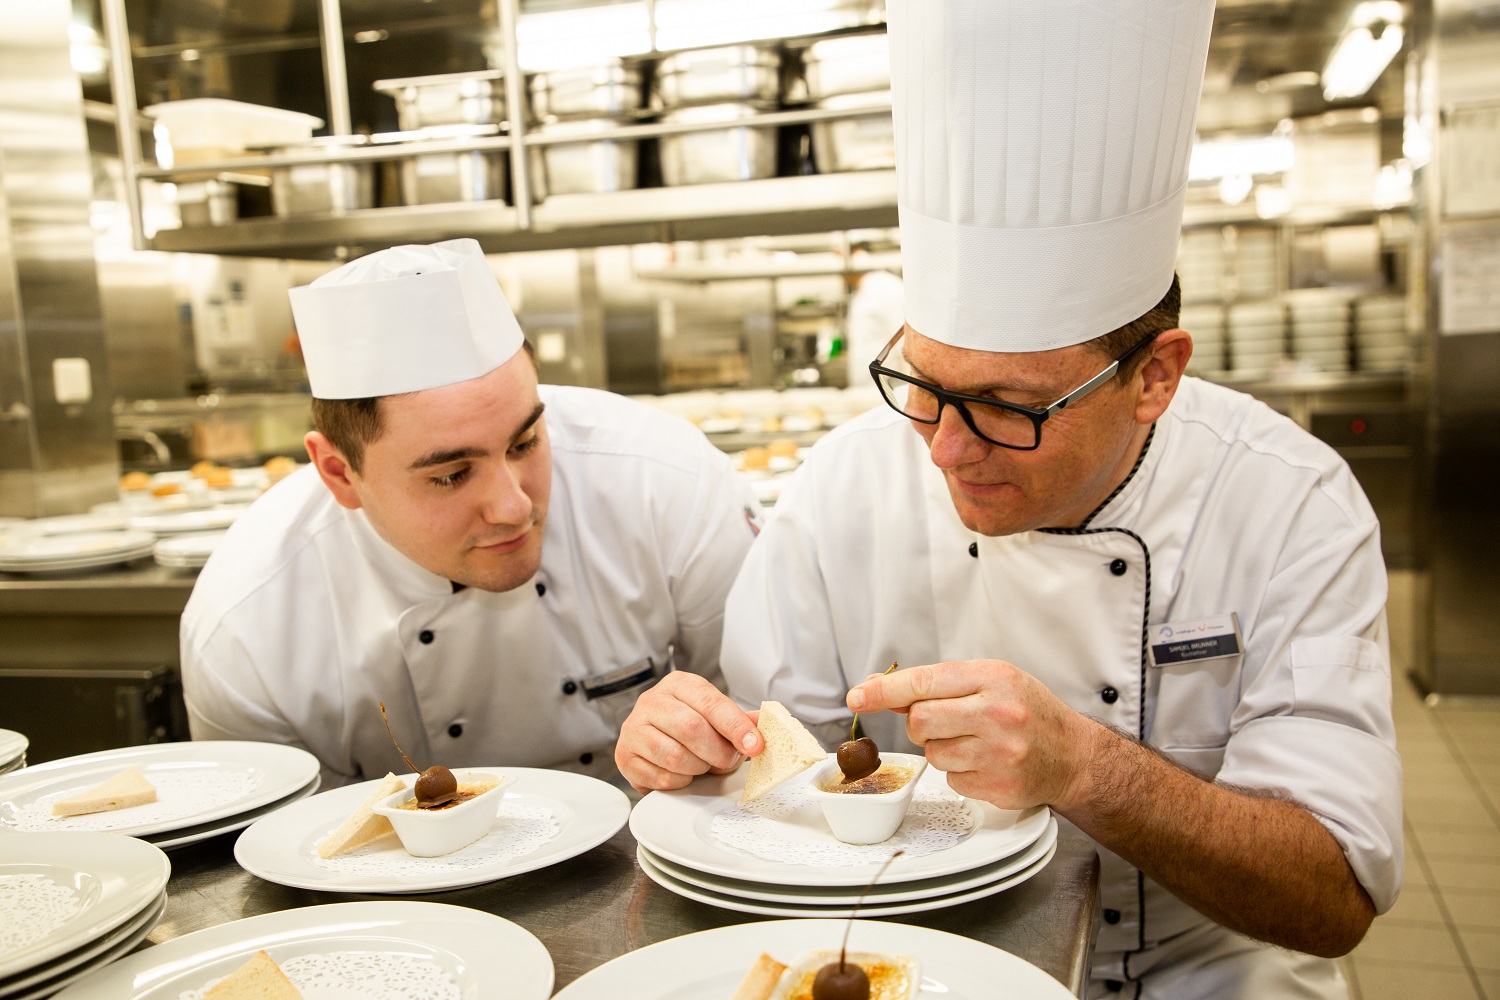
[847,659,1097,812]
[615,672,762,793]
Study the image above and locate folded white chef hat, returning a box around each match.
[288,238,524,399]
[889,0,1216,352]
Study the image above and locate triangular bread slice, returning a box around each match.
[51,767,157,818]
[204,950,303,1000]
[732,952,788,1000]
[742,702,826,803]
[315,772,406,859]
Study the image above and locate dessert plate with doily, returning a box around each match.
[234,767,629,893]
[550,917,1074,1000]
[50,901,553,1000]
[629,761,1051,887]
[0,891,164,1000]
[0,742,321,840]
[143,772,321,851]
[0,833,170,985]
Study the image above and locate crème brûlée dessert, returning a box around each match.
[391,777,498,811]
[372,769,510,858]
[734,950,920,1000]
[816,763,916,796]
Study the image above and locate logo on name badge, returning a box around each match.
[1149,613,1242,666]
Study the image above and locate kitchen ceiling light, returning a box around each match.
[1188,135,1295,181]
[1322,1,1406,101]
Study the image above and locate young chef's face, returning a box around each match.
[901,327,1187,536]
[321,354,551,592]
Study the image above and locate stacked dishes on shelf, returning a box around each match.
[1176,230,1226,302]
[1354,294,1410,372]
[629,764,1058,917]
[528,61,644,198]
[151,531,229,571]
[0,731,25,776]
[0,531,155,576]
[374,71,512,206]
[0,833,170,1000]
[655,45,783,185]
[0,742,320,852]
[1226,299,1287,379]
[800,33,894,173]
[1179,304,1227,376]
[1288,289,1352,373]
[1233,228,1280,300]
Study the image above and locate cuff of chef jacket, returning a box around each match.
[1219,715,1404,914]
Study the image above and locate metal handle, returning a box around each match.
[100,0,146,252]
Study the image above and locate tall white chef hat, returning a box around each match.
[889,0,1216,352]
[288,238,525,399]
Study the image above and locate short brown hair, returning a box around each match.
[310,340,536,474]
[1083,273,1182,379]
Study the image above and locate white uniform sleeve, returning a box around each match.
[1218,483,1404,914]
[663,445,762,689]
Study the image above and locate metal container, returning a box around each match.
[268,135,375,216]
[809,90,893,173]
[658,104,778,186]
[175,179,238,226]
[375,124,508,206]
[373,70,509,130]
[802,33,891,100]
[655,45,782,109]
[529,119,638,198]
[530,63,643,120]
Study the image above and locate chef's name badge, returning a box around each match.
[1149,613,1242,666]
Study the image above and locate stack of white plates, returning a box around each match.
[152,531,229,570]
[629,764,1058,917]
[127,508,243,537]
[1227,300,1287,379]
[53,902,552,1000]
[1177,231,1225,301]
[1179,304,1226,376]
[0,742,320,852]
[1288,290,1352,373]
[0,833,170,999]
[0,532,156,575]
[11,515,130,537]
[1354,295,1410,372]
[0,731,26,776]
[1233,228,1280,300]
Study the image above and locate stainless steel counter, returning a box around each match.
[147,818,1101,995]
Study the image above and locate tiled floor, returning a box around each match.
[1338,571,1500,1000]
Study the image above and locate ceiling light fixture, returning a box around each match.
[1322,1,1406,101]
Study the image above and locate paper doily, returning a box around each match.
[9,768,262,833]
[0,874,82,957]
[710,773,977,866]
[314,804,561,877]
[181,951,461,1000]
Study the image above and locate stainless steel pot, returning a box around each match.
[268,135,375,216]
[528,119,638,198]
[373,70,510,130]
[803,33,890,100]
[809,91,893,173]
[530,63,643,120]
[655,45,782,109]
[658,104,777,186]
[374,125,509,206]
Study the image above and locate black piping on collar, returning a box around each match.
[1077,423,1156,531]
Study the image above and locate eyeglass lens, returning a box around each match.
[876,371,1039,448]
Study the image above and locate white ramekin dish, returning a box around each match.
[372,769,508,857]
[804,752,927,845]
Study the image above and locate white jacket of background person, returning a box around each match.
[182,385,760,790]
[845,269,906,386]
[721,376,1402,998]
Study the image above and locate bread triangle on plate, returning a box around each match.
[51,766,157,817]
[315,771,406,859]
[204,950,303,1000]
[732,952,788,1000]
[742,701,826,803]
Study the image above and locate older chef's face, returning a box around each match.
[310,353,551,592]
[901,326,1191,536]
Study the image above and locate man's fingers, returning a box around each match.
[905,693,988,745]
[619,752,694,792]
[848,661,987,712]
[634,723,715,776]
[676,676,763,756]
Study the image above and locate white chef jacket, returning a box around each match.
[182,384,760,791]
[721,376,1401,999]
[845,270,905,385]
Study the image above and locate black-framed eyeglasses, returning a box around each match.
[868,329,1159,451]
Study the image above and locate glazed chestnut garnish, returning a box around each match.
[379,702,458,808]
[837,663,897,783]
[811,850,904,1000]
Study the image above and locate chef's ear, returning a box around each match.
[1133,328,1192,426]
[304,431,364,510]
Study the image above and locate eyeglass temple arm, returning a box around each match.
[1045,361,1120,416]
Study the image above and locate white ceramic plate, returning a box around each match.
[17,516,131,537]
[642,815,1058,905]
[0,532,155,566]
[234,767,629,894]
[145,773,321,851]
[0,742,320,839]
[127,509,242,536]
[552,917,1073,1000]
[637,839,1057,919]
[0,733,24,770]
[0,891,164,998]
[50,901,553,1000]
[629,766,1050,887]
[0,833,170,980]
